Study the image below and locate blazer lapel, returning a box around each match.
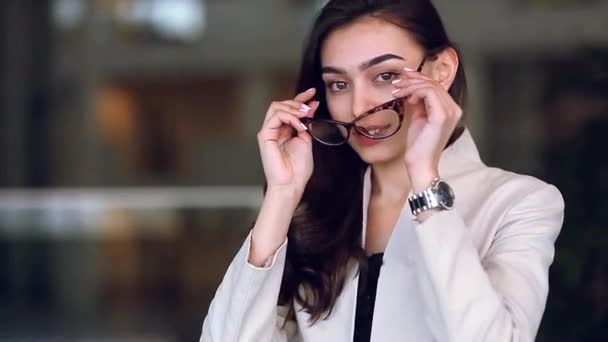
[370,129,484,341]
[363,167,437,341]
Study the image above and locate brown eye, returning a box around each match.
[375,72,398,82]
[328,81,348,92]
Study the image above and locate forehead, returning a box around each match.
[321,16,420,67]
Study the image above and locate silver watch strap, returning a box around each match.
[408,178,440,215]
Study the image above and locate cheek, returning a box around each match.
[326,97,351,122]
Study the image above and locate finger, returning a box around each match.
[402,68,435,82]
[294,87,316,102]
[418,83,459,119]
[297,129,312,145]
[391,77,428,89]
[392,81,437,99]
[406,88,439,110]
[396,84,435,109]
[281,100,314,113]
[306,101,320,118]
[272,102,313,118]
[263,88,317,122]
[261,111,308,136]
[264,103,312,124]
[400,81,452,107]
[405,86,450,124]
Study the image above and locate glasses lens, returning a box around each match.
[308,121,349,145]
[354,109,401,139]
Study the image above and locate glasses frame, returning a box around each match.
[302,58,427,146]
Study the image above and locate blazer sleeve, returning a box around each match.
[413,183,564,342]
[200,231,299,342]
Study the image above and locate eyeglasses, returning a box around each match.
[301,97,406,146]
[301,59,425,146]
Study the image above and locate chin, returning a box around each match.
[350,141,404,166]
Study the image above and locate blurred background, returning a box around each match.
[0,0,606,341]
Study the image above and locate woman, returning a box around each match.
[201,0,564,341]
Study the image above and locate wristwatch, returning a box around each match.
[408,178,455,216]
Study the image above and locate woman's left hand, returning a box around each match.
[391,67,462,194]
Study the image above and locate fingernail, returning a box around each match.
[306,87,315,92]
[403,67,415,72]
[300,104,311,112]
[300,123,308,130]
[392,89,400,94]
[391,79,402,85]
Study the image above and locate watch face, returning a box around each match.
[436,181,455,209]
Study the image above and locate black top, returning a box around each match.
[353,253,384,342]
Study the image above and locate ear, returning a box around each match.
[428,47,459,91]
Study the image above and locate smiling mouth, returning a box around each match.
[367,128,382,136]
[358,124,390,137]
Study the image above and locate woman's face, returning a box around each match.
[320,17,426,165]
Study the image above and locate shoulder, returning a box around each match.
[450,161,564,222]
[447,162,564,255]
[479,165,562,208]
[442,128,563,209]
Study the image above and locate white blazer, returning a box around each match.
[201,129,564,342]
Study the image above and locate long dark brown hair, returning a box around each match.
[276,0,467,325]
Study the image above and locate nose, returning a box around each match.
[350,87,377,120]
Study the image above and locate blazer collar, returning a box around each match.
[438,128,484,178]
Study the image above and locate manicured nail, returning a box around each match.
[300,104,311,112]
[403,67,415,72]
[392,89,400,94]
[391,79,402,84]
[300,123,308,130]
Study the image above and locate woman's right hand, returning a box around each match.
[250,88,319,266]
[257,88,319,199]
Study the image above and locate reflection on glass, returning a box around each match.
[53,0,85,29]
[114,0,207,42]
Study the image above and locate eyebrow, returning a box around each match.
[321,53,405,75]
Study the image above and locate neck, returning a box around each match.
[370,158,411,202]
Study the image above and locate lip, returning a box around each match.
[354,132,381,146]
